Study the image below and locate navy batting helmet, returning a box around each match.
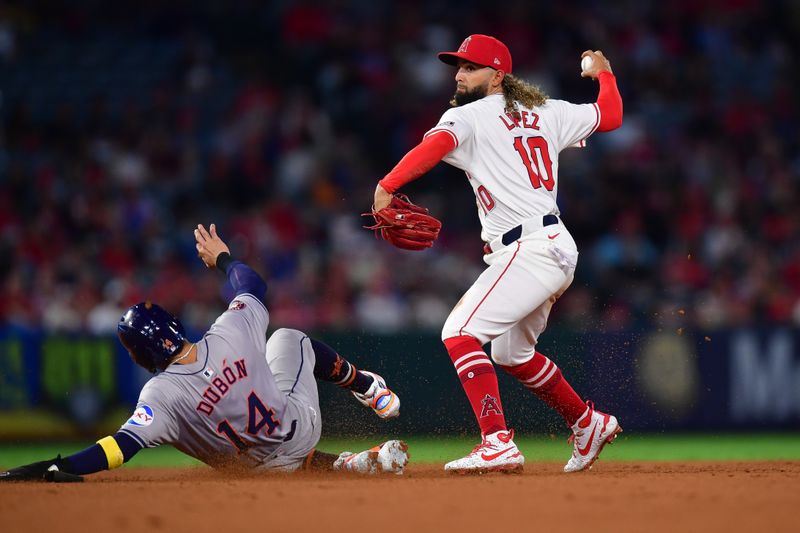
[117,302,186,373]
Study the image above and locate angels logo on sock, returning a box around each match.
[479,394,502,417]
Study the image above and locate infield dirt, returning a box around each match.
[2,461,797,533]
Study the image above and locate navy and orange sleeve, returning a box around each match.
[378,131,457,194]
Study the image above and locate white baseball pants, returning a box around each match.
[442,224,579,367]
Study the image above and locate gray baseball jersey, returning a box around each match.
[118,294,321,471]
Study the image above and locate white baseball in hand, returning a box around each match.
[581,55,593,72]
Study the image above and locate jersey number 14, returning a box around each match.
[217,392,280,452]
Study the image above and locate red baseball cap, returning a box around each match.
[438,34,513,74]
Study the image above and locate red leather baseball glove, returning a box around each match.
[364,194,442,251]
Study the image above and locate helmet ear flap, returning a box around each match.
[117,323,157,373]
[133,353,157,374]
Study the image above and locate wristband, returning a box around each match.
[96,436,124,470]
[216,252,234,273]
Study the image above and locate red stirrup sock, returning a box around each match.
[444,335,507,435]
[500,352,587,426]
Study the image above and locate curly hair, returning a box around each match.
[501,74,548,118]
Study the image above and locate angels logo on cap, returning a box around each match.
[438,34,513,74]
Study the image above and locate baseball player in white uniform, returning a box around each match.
[0,224,407,482]
[372,34,624,473]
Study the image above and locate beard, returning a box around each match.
[452,83,489,107]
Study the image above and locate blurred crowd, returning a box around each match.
[1,0,799,335]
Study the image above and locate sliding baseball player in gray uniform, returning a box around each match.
[1,224,406,482]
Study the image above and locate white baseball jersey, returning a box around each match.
[425,94,600,243]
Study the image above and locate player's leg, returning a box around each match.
[440,255,538,437]
[440,235,589,472]
[309,337,399,418]
[263,330,407,474]
[442,240,579,428]
[438,317,520,474]
[439,243,569,472]
[266,328,320,404]
[263,328,323,470]
[492,276,621,472]
[305,440,409,475]
[491,286,588,426]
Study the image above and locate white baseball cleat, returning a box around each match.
[563,402,622,473]
[333,440,409,475]
[352,371,400,419]
[444,429,524,474]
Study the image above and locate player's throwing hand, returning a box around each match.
[580,50,613,79]
[194,223,230,268]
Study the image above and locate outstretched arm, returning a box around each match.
[580,50,623,132]
[194,223,267,304]
[63,432,143,474]
[0,432,143,482]
[373,131,456,209]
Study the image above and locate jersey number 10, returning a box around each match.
[477,136,555,213]
[217,392,280,452]
[512,136,555,191]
